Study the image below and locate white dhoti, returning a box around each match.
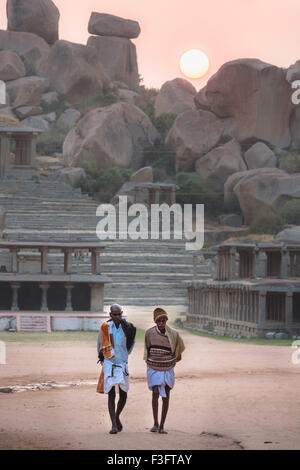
[147,365,175,397]
[103,360,129,394]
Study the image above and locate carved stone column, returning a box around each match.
[11,283,20,311]
[91,249,101,275]
[229,247,237,280]
[64,248,73,274]
[40,247,49,274]
[258,290,267,330]
[258,251,267,278]
[65,284,74,312]
[39,283,50,312]
[149,188,160,205]
[11,247,19,273]
[285,288,293,332]
[281,248,289,279]
[165,187,176,205]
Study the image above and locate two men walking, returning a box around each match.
[97,304,185,434]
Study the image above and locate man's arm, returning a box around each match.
[97,331,104,363]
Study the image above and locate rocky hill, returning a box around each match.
[1,0,300,232]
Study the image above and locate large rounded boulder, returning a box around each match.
[194,58,293,148]
[38,40,108,104]
[87,35,139,90]
[165,108,234,172]
[0,30,50,75]
[63,102,160,170]
[195,139,246,191]
[232,168,300,223]
[7,0,60,45]
[154,78,197,116]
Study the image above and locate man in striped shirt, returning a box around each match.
[144,307,185,434]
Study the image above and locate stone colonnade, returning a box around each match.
[0,131,39,178]
[186,281,297,336]
[9,246,102,275]
[214,246,294,281]
[188,283,260,327]
[133,183,177,206]
[9,282,104,313]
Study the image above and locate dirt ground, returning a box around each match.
[0,306,300,450]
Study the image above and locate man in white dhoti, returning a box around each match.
[97,304,136,434]
[144,307,185,434]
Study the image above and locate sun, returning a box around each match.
[179,49,210,79]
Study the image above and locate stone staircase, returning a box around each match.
[0,177,213,306]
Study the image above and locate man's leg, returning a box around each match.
[116,387,127,432]
[150,385,159,432]
[159,385,171,434]
[108,387,118,434]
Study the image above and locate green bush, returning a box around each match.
[143,105,177,140]
[142,108,177,177]
[78,91,119,113]
[278,152,300,173]
[36,129,68,155]
[40,93,69,119]
[249,210,284,234]
[173,172,224,217]
[143,139,176,177]
[279,199,300,224]
[76,164,133,202]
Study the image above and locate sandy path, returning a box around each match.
[0,306,300,450]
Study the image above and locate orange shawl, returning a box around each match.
[96,322,114,394]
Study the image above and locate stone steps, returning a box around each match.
[0,178,214,305]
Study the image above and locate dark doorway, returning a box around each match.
[266,292,285,322]
[0,282,12,310]
[47,284,67,311]
[293,293,300,323]
[238,250,254,278]
[72,284,90,311]
[18,283,42,311]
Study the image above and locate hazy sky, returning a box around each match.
[1,0,300,90]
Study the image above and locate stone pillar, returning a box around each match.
[11,247,19,273]
[11,283,20,311]
[0,134,10,178]
[40,247,49,274]
[65,284,74,312]
[285,289,293,332]
[258,251,267,278]
[253,247,260,278]
[193,254,198,280]
[258,290,267,330]
[281,248,289,279]
[165,187,176,205]
[89,283,104,312]
[39,283,50,312]
[229,247,237,280]
[149,188,160,205]
[91,249,101,275]
[64,248,73,274]
[30,134,37,167]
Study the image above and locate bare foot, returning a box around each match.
[159,428,168,434]
[109,426,118,434]
[150,425,159,432]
